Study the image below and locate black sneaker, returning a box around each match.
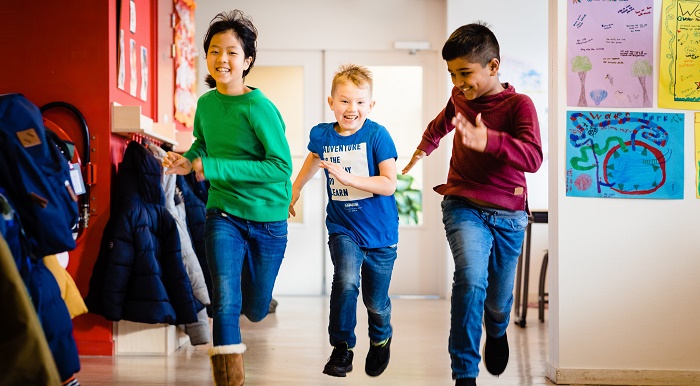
[268,298,278,314]
[483,332,509,376]
[365,337,391,376]
[323,343,353,377]
[455,378,476,386]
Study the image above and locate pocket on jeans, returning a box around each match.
[510,213,529,231]
[265,220,288,238]
[205,208,227,219]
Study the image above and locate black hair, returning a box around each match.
[203,10,258,88]
[442,22,500,67]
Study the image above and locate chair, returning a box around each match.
[538,250,548,323]
[513,210,548,327]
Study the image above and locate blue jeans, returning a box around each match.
[327,234,397,348]
[205,209,287,346]
[441,196,528,379]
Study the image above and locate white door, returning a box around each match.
[324,50,448,297]
[247,51,326,295]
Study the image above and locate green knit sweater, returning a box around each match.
[184,88,292,222]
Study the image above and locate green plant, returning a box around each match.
[394,174,422,225]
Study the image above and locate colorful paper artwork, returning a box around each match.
[118,29,125,90]
[129,38,137,97]
[567,0,654,108]
[174,0,197,129]
[695,113,700,198]
[140,46,148,101]
[566,110,684,199]
[659,0,700,109]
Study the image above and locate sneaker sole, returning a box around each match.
[323,364,353,377]
[365,361,389,377]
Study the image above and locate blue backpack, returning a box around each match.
[0,93,79,256]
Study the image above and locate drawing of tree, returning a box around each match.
[571,56,592,106]
[631,59,653,107]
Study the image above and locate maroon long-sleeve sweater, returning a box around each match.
[418,83,543,211]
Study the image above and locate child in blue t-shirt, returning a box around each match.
[289,64,399,378]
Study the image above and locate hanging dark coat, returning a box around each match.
[85,141,197,325]
[176,174,212,310]
[0,189,77,384]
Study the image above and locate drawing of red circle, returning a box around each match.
[574,174,592,191]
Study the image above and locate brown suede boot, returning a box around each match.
[209,344,246,386]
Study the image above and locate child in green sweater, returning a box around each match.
[162,9,292,386]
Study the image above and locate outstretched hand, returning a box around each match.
[162,152,192,175]
[402,149,426,175]
[288,190,300,218]
[452,112,487,152]
[162,151,205,181]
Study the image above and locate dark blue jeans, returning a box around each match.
[327,234,397,348]
[441,196,528,379]
[205,209,287,346]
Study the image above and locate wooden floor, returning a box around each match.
[78,296,556,386]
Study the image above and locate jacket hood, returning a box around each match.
[117,141,165,207]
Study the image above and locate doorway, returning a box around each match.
[247,51,326,295]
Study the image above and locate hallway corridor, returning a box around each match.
[78,296,554,385]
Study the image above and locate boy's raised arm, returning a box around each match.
[321,158,397,196]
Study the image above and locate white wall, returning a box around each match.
[549,0,700,383]
[195,0,447,93]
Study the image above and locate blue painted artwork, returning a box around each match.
[566,110,684,199]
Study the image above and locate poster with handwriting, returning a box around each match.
[568,0,654,108]
[566,110,684,199]
[695,113,700,198]
[659,0,700,109]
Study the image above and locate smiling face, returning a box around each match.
[206,30,252,95]
[447,56,503,100]
[327,80,375,135]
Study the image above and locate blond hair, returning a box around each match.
[331,64,373,96]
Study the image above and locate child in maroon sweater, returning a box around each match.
[402,22,542,386]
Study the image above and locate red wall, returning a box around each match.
[0,0,176,356]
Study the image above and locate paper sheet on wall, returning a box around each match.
[659,0,700,109]
[140,46,148,101]
[566,110,684,199]
[130,38,137,97]
[567,1,654,108]
[696,112,700,198]
[174,0,197,129]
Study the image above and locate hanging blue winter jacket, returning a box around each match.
[84,141,198,325]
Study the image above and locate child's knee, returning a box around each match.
[333,271,360,290]
[245,312,266,323]
[365,298,391,315]
[241,302,269,322]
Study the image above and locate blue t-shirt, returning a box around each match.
[308,119,399,249]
